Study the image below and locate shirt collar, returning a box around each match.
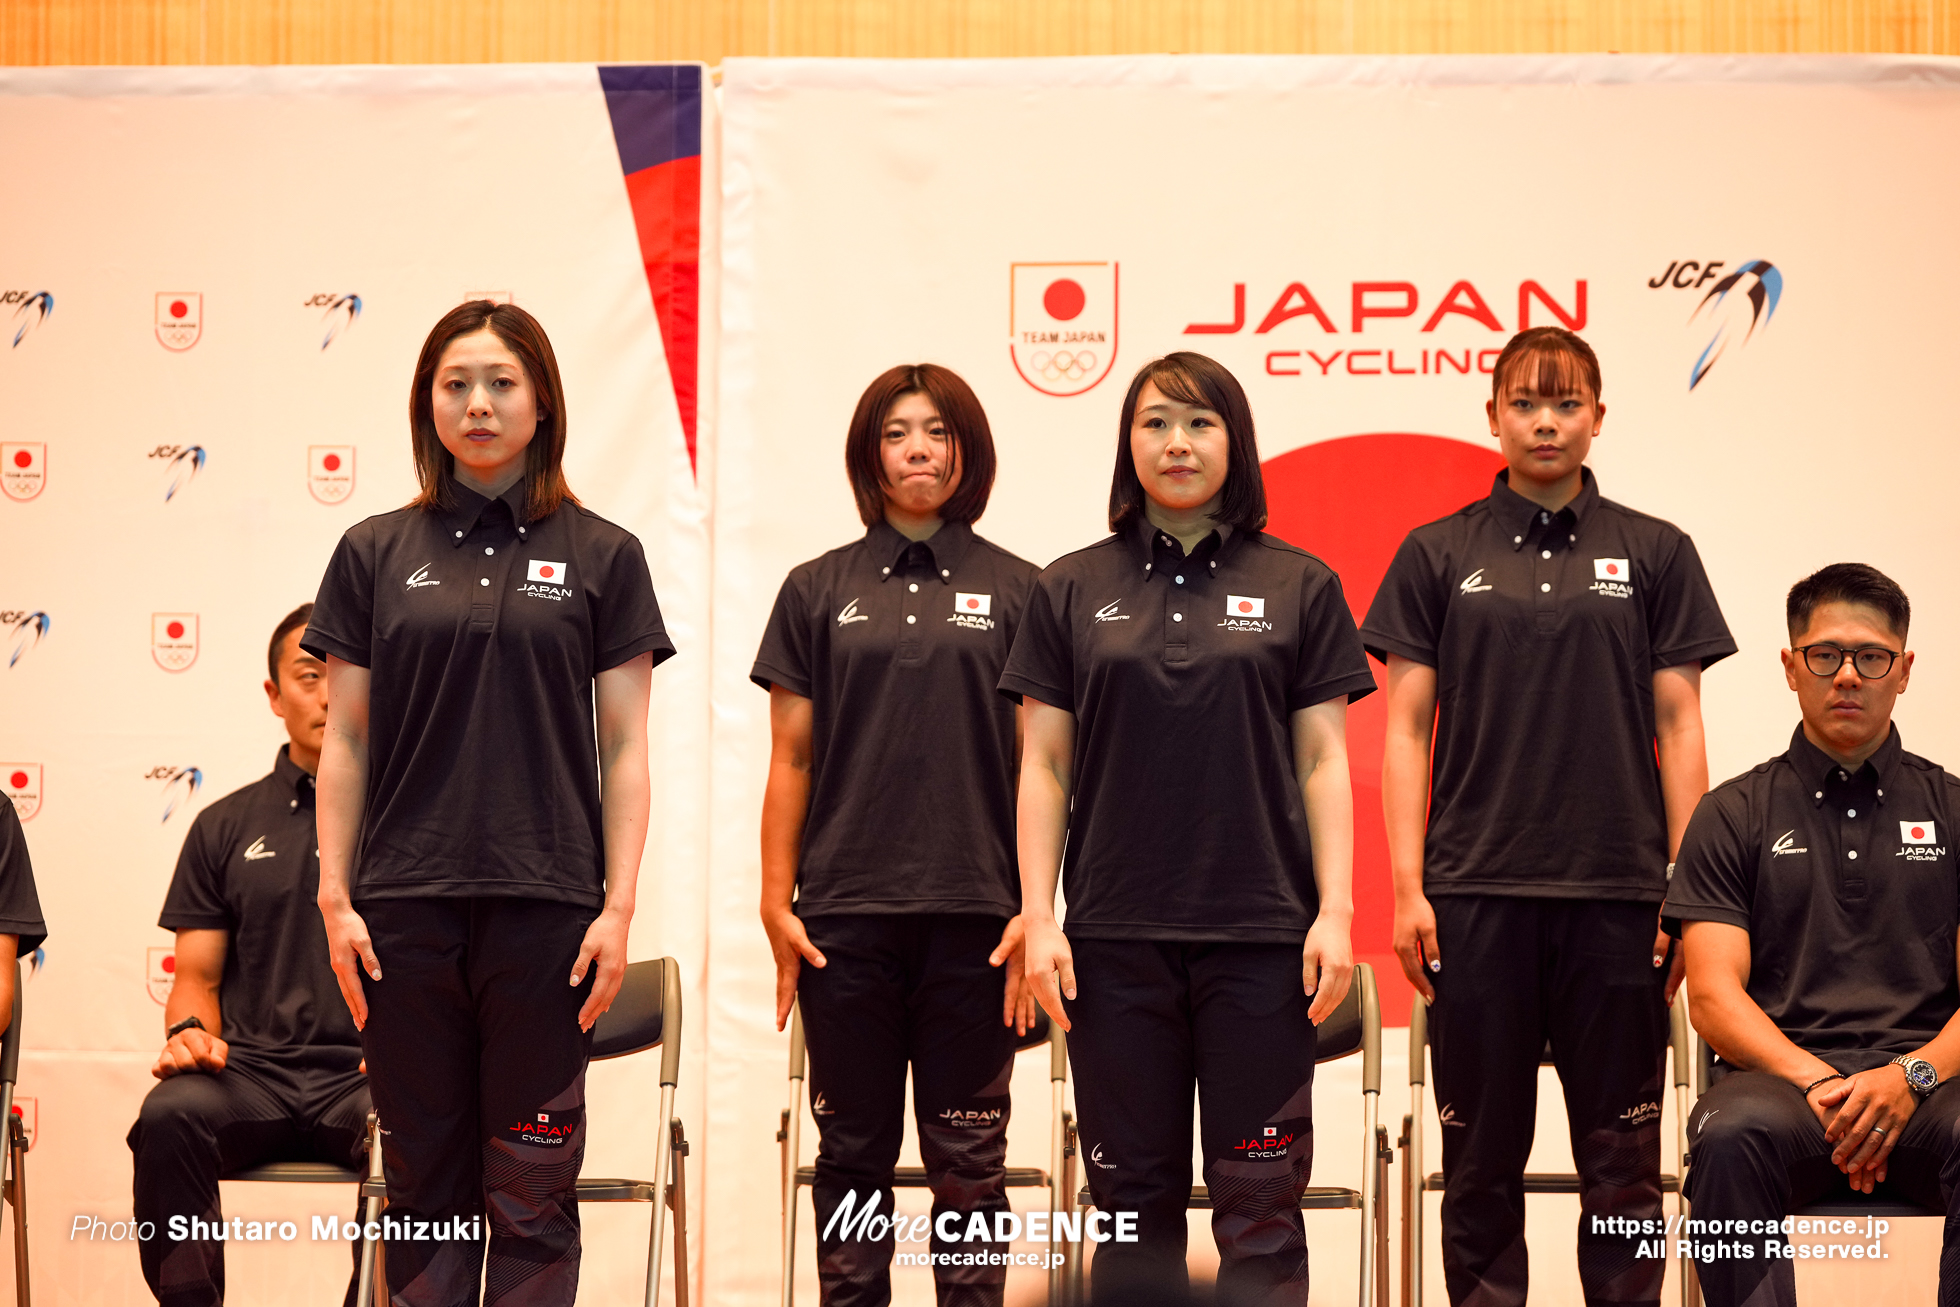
[1489,467,1600,551]
[1122,513,1242,580]
[436,478,530,547]
[273,745,316,803]
[869,519,974,584]
[1785,722,1903,806]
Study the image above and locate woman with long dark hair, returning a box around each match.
[307,300,674,1304]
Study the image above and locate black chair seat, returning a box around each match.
[1074,1185,1363,1211]
[1425,1171,1680,1195]
[223,1162,362,1184]
[796,1165,1049,1188]
[576,1178,660,1203]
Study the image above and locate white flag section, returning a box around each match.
[0,65,710,1304]
[722,55,1960,1306]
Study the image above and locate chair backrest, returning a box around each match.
[589,957,682,1088]
[1313,962,1381,1094]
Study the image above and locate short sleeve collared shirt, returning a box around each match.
[1664,726,1960,1065]
[302,483,674,908]
[999,519,1377,944]
[160,748,359,1070]
[751,521,1037,918]
[0,798,46,958]
[1361,470,1736,902]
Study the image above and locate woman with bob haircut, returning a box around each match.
[752,362,1040,1307]
[1003,351,1376,1303]
[1363,327,1734,1307]
[305,300,675,1305]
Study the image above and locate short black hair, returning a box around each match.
[1786,564,1910,641]
[1490,326,1602,403]
[1108,352,1267,533]
[268,603,314,686]
[843,364,998,528]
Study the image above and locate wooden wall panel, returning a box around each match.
[1,0,1952,64]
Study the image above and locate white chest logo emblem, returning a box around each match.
[243,836,275,861]
[406,564,440,589]
[1459,570,1493,594]
[837,598,868,627]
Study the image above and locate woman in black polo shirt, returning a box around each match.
[754,363,1038,1307]
[306,301,674,1305]
[1004,352,1376,1305]
[1362,327,1733,1307]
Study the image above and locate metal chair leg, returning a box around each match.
[7,1107,26,1307]
[1357,1089,1380,1307]
[355,1112,383,1307]
[780,1078,803,1307]
[643,1083,676,1307]
[1374,1123,1391,1307]
[667,1118,690,1307]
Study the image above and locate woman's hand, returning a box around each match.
[1393,891,1440,1003]
[1302,912,1354,1026]
[319,898,381,1030]
[1022,916,1076,1032]
[989,915,1039,1036]
[571,906,633,1033]
[763,905,825,1032]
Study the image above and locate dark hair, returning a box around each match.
[1787,563,1911,641]
[1490,326,1603,403]
[268,603,313,686]
[407,300,578,523]
[1108,352,1267,533]
[843,364,997,528]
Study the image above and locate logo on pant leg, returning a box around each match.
[1232,1126,1295,1160]
[1619,1101,1662,1127]
[936,1108,1004,1129]
[1438,1102,1466,1127]
[508,1108,581,1146]
[1089,1143,1115,1170]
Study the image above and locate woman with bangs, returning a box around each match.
[1362,327,1735,1307]
[1005,352,1376,1304]
[753,363,1040,1307]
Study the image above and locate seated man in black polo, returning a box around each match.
[128,605,369,1307]
[1665,563,1960,1306]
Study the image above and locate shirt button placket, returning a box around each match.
[898,569,923,661]
[1533,527,1559,635]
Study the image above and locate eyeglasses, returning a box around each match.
[1793,643,1901,679]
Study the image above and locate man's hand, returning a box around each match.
[571,906,632,1033]
[1655,919,1685,1004]
[152,1028,229,1080]
[1022,917,1075,1032]
[319,899,380,1030]
[1817,1067,1917,1191]
[763,906,825,1033]
[1303,913,1354,1025]
[988,916,1038,1036]
[1393,892,1440,1003]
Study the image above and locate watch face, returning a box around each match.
[1906,1059,1938,1093]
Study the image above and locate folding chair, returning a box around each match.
[0,966,28,1307]
[220,1111,386,1307]
[778,1003,1070,1306]
[1399,995,1694,1307]
[356,955,691,1307]
[1678,1029,1945,1307]
[1067,960,1391,1307]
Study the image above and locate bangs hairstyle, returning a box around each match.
[1109,353,1267,533]
[844,364,998,528]
[267,603,313,687]
[1787,563,1911,642]
[1490,326,1603,404]
[407,300,578,524]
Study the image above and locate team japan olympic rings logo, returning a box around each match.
[1025,349,1098,383]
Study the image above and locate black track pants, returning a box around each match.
[128,1055,370,1307]
[1063,938,1319,1307]
[1428,895,1669,1307]
[359,897,597,1307]
[1684,1071,1960,1307]
[798,913,1019,1307]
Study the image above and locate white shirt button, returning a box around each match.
[454,530,464,539]
[1847,809,1857,818]
[1569,533,1576,542]
[518,526,526,535]
[1175,576,1185,584]
[882,567,890,575]
[1815,791,1824,800]
[1172,613,1183,622]
[484,547,494,556]
[1540,512,1550,522]
[1848,850,1859,860]
[1514,536,1522,544]
[1145,563,1153,571]
[909,583,919,593]
[941,570,950,578]
[1541,550,1551,559]
[1540,582,1551,592]
[905,615,916,625]
[480,578,490,587]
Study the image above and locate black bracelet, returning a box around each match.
[1803,1072,1845,1096]
[165,1015,205,1039]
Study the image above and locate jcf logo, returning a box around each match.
[1647,258,1783,391]
[148,445,207,502]
[2,611,50,668]
[304,293,363,350]
[3,291,52,348]
[146,765,204,823]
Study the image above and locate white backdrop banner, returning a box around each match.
[0,63,713,1305]
[717,54,1960,1305]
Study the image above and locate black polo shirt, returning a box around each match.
[0,798,46,958]
[751,521,1037,918]
[159,748,359,1071]
[302,482,674,909]
[998,518,1377,943]
[1664,726,1960,1067]
[1361,469,1735,903]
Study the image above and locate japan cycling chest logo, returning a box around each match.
[1900,821,1944,861]
[1219,595,1270,632]
[948,592,994,631]
[1591,557,1633,600]
[519,559,571,602]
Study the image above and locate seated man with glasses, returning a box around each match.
[1664,563,1960,1306]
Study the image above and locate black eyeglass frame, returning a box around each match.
[1792,643,1902,679]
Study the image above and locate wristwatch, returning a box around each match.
[1890,1054,1938,1100]
[165,1015,206,1040]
